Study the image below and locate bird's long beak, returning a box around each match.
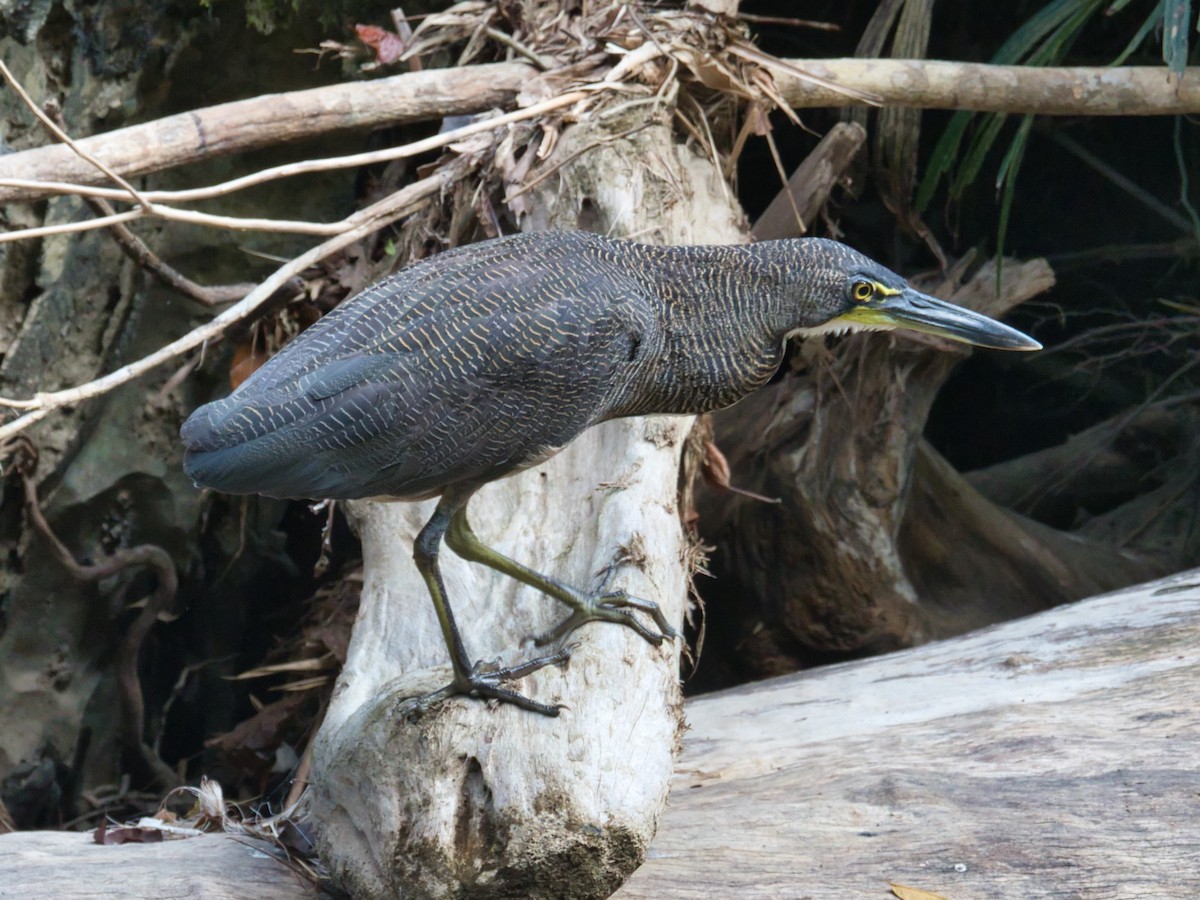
[838,288,1042,351]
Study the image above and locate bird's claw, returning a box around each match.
[412,645,572,717]
[537,588,679,647]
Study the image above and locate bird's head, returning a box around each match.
[780,240,1041,351]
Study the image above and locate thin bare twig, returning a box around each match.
[86,196,255,305]
[485,26,552,70]
[737,13,839,31]
[682,93,733,208]
[0,59,151,212]
[762,128,805,236]
[1,208,146,242]
[38,105,254,307]
[0,88,599,245]
[0,168,450,434]
[0,202,382,243]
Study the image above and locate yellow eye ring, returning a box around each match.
[852,281,874,302]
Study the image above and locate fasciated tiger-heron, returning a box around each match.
[181,231,1039,715]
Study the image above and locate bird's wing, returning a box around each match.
[182,243,657,500]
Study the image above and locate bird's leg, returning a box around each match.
[444,505,679,647]
[412,489,568,716]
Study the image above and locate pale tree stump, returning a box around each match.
[304,119,747,898]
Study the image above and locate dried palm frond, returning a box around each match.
[355,0,879,249]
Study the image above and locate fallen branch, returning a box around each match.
[0,62,534,204]
[2,61,1196,210]
[775,59,1200,115]
[617,568,1200,898]
[0,88,597,242]
[5,569,1198,897]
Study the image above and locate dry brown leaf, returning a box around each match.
[701,439,780,505]
[93,819,165,845]
[889,882,951,900]
[275,675,335,692]
[204,693,307,783]
[701,439,732,490]
[672,47,742,95]
[744,102,773,137]
[228,656,331,680]
[229,341,268,390]
[355,24,406,65]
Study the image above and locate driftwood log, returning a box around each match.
[3,63,1198,206]
[617,567,1200,899]
[302,118,746,898]
[0,831,324,899]
[5,568,1197,897]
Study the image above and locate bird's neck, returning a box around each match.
[616,243,799,416]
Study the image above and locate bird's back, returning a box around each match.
[181,232,660,500]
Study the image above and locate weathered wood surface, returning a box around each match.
[3,570,1197,897]
[616,567,1200,899]
[304,120,747,899]
[0,831,323,899]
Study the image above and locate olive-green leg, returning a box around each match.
[444,503,678,647]
[413,486,569,715]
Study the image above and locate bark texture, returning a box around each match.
[304,119,746,899]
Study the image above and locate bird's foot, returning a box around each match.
[537,588,679,647]
[415,645,573,717]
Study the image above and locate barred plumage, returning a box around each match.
[181,230,1038,714]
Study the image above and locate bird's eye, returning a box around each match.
[852,281,874,303]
